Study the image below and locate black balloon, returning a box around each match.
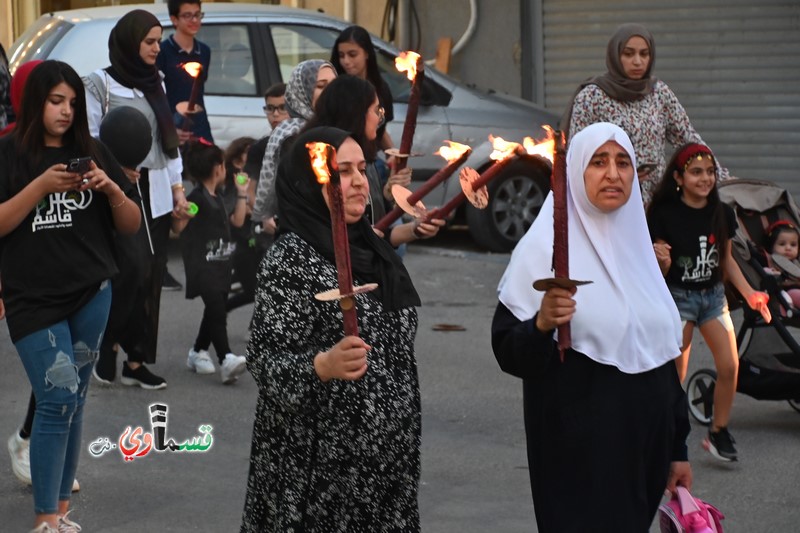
[99,106,152,168]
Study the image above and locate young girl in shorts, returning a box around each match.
[172,139,250,384]
[647,143,770,463]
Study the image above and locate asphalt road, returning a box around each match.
[1,229,799,532]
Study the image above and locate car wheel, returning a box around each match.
[687,368,717,426]
[465,159,549,252]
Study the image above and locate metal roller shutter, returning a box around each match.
[541,0,800,192]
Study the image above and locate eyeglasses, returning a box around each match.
[263,104,287,115]
[178,12,204,21]
[375,106,386,127]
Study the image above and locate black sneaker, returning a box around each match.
[704,427,738,462]
[120,362,167,390]
[162,269,183,291]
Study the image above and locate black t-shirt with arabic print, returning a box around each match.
[180,185,235,299]
[648,200,737,290]
[0,137,135,342]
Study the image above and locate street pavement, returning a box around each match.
[1,231,799,531]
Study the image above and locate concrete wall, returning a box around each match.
[281,0,525,99]
[413,0,522,98]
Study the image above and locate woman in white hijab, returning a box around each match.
[492,122,692,531]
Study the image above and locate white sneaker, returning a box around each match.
[29,523,58,533]
[9,432,80,491]
[8,431,31,484]
[187,349,215,374]
[220,353,247,384]
[57,511,82,532]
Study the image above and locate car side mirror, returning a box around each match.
[419,77,450,107]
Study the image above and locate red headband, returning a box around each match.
[675,143,714,171]
[767,219,797,237]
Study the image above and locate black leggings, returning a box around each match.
[195,288,232,363]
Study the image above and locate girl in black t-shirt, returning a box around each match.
[647,143,770,463]
[0,60,140,532]
[172,140,249,384]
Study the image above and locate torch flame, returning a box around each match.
[182,62,202,78]
[306,142,335,184]
[522,125,555,163]
[435,140,471,162]
[488,135,522,162]
[395,51,421,81]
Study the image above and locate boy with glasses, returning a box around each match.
[245,83,289,181]
[157,0,212,291]
[242,83,288,249]
[157,0,213,144]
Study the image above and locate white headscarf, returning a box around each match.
[497,122,681,374]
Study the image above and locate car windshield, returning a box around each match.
[8,16,72,73]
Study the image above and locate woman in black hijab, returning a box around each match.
[84,9,191,389]
[242,127,422,531]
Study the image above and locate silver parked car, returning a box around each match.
[8,3,558,252]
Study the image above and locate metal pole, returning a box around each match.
[136,180,155,255]
[396,0,411,50]
[520,0,545,106]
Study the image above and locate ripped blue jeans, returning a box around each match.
[15,280,111,514]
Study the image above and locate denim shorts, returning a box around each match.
[668,283,729,326]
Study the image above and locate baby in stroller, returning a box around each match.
[763,220,800,312]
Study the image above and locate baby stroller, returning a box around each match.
[687,179,800,424]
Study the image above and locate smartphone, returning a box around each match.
[67,156,92,175]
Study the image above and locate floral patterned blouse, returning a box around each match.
[241,232,421,532]
[569,80,727,205]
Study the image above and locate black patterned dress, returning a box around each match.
[241,232,421,532]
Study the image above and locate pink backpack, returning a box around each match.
[658,486,725,533]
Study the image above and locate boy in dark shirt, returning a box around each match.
[157,0,213,143]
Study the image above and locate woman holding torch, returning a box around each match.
[241,127,422,531]
[303,74,444,246]
[491,122,691,531]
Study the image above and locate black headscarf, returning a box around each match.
[107,9,179,159]
[276,126,420,312]
[560,23,657,138]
